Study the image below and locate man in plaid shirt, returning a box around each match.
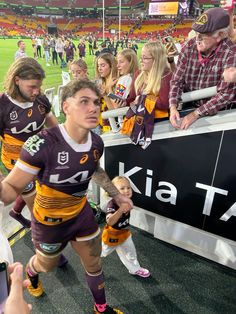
[169,7,236,129]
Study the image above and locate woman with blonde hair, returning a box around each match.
[122,41,172,149]
[134,41,171,114]
[70,59,88,80]
[111,48,139,109]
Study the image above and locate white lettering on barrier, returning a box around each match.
[220,203,236,221]
[196,183,228,216]
[119,162,235,221]
[156,181,177,205]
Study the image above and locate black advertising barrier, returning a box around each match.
[104,127,236,243]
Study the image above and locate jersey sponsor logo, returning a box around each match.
[118,218,129,228]
[39,242,62,253]
[57,151,69,165]
[24,135,45,156]
[49,170,90,184]
[11,119,45,134]
[80,154,88,164]
[28,109,33,117]
[10,111,18,121]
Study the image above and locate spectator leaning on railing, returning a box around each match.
[169,7,236,130]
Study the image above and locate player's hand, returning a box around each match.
[118,203,131,214]
[4,263,32,314]
[113,193,133,211]
[169,106,181,129]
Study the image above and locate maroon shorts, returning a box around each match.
[31,201,99,255]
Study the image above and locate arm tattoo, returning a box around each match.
[92,165,120,198]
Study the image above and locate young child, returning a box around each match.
[70,59,88,80]
[101,176,150,278]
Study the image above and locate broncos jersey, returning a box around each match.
[16,125,104,225]
[0,93,51,170]
[104,199,130,230]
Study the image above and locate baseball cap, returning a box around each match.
[192,8,230,34]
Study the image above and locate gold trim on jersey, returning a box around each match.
[1,134,24,169]
[34,182,87,225]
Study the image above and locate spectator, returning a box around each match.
[3,263,32,314]
[110,48,139,110]
[95,53,118,132]
[15,40,27,60]
[122,41,172,149]
[64,39,76,64]
[70,59,88,80]
[169,7,236,130]
[78,39,86,59]
[42,36,51,66]
[55,37,66,68]
[36,37,42,58]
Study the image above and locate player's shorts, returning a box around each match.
[31,201,100,256]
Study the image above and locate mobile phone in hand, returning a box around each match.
[163,36,179,55]
[107,93,123,101]
[0,261,9,313]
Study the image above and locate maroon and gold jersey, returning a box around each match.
[16,125,104,225]
[0,93,51,170]
[102,200,131,246]
[104,199,130,230]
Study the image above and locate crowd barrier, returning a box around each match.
[100,87,236,270]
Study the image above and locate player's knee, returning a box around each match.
[85,255,102,273]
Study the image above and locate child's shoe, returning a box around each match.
[94,304,124,313]
[129,267,150,278]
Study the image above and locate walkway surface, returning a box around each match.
[12,226,236,314]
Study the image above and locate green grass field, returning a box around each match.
[0,38,143,91]
[0,38,97,92]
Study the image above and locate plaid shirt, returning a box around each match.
[169,38,236,115]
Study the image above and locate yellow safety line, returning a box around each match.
[9,228,30,247]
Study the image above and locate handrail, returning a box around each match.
[101,86,217,119]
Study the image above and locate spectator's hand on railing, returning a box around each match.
[169,106,181,129]
[179,111,199,130]
[223,67,236,82]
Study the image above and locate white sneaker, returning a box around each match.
[129,267,150,278]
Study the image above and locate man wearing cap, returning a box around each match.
[169,7,236,129]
